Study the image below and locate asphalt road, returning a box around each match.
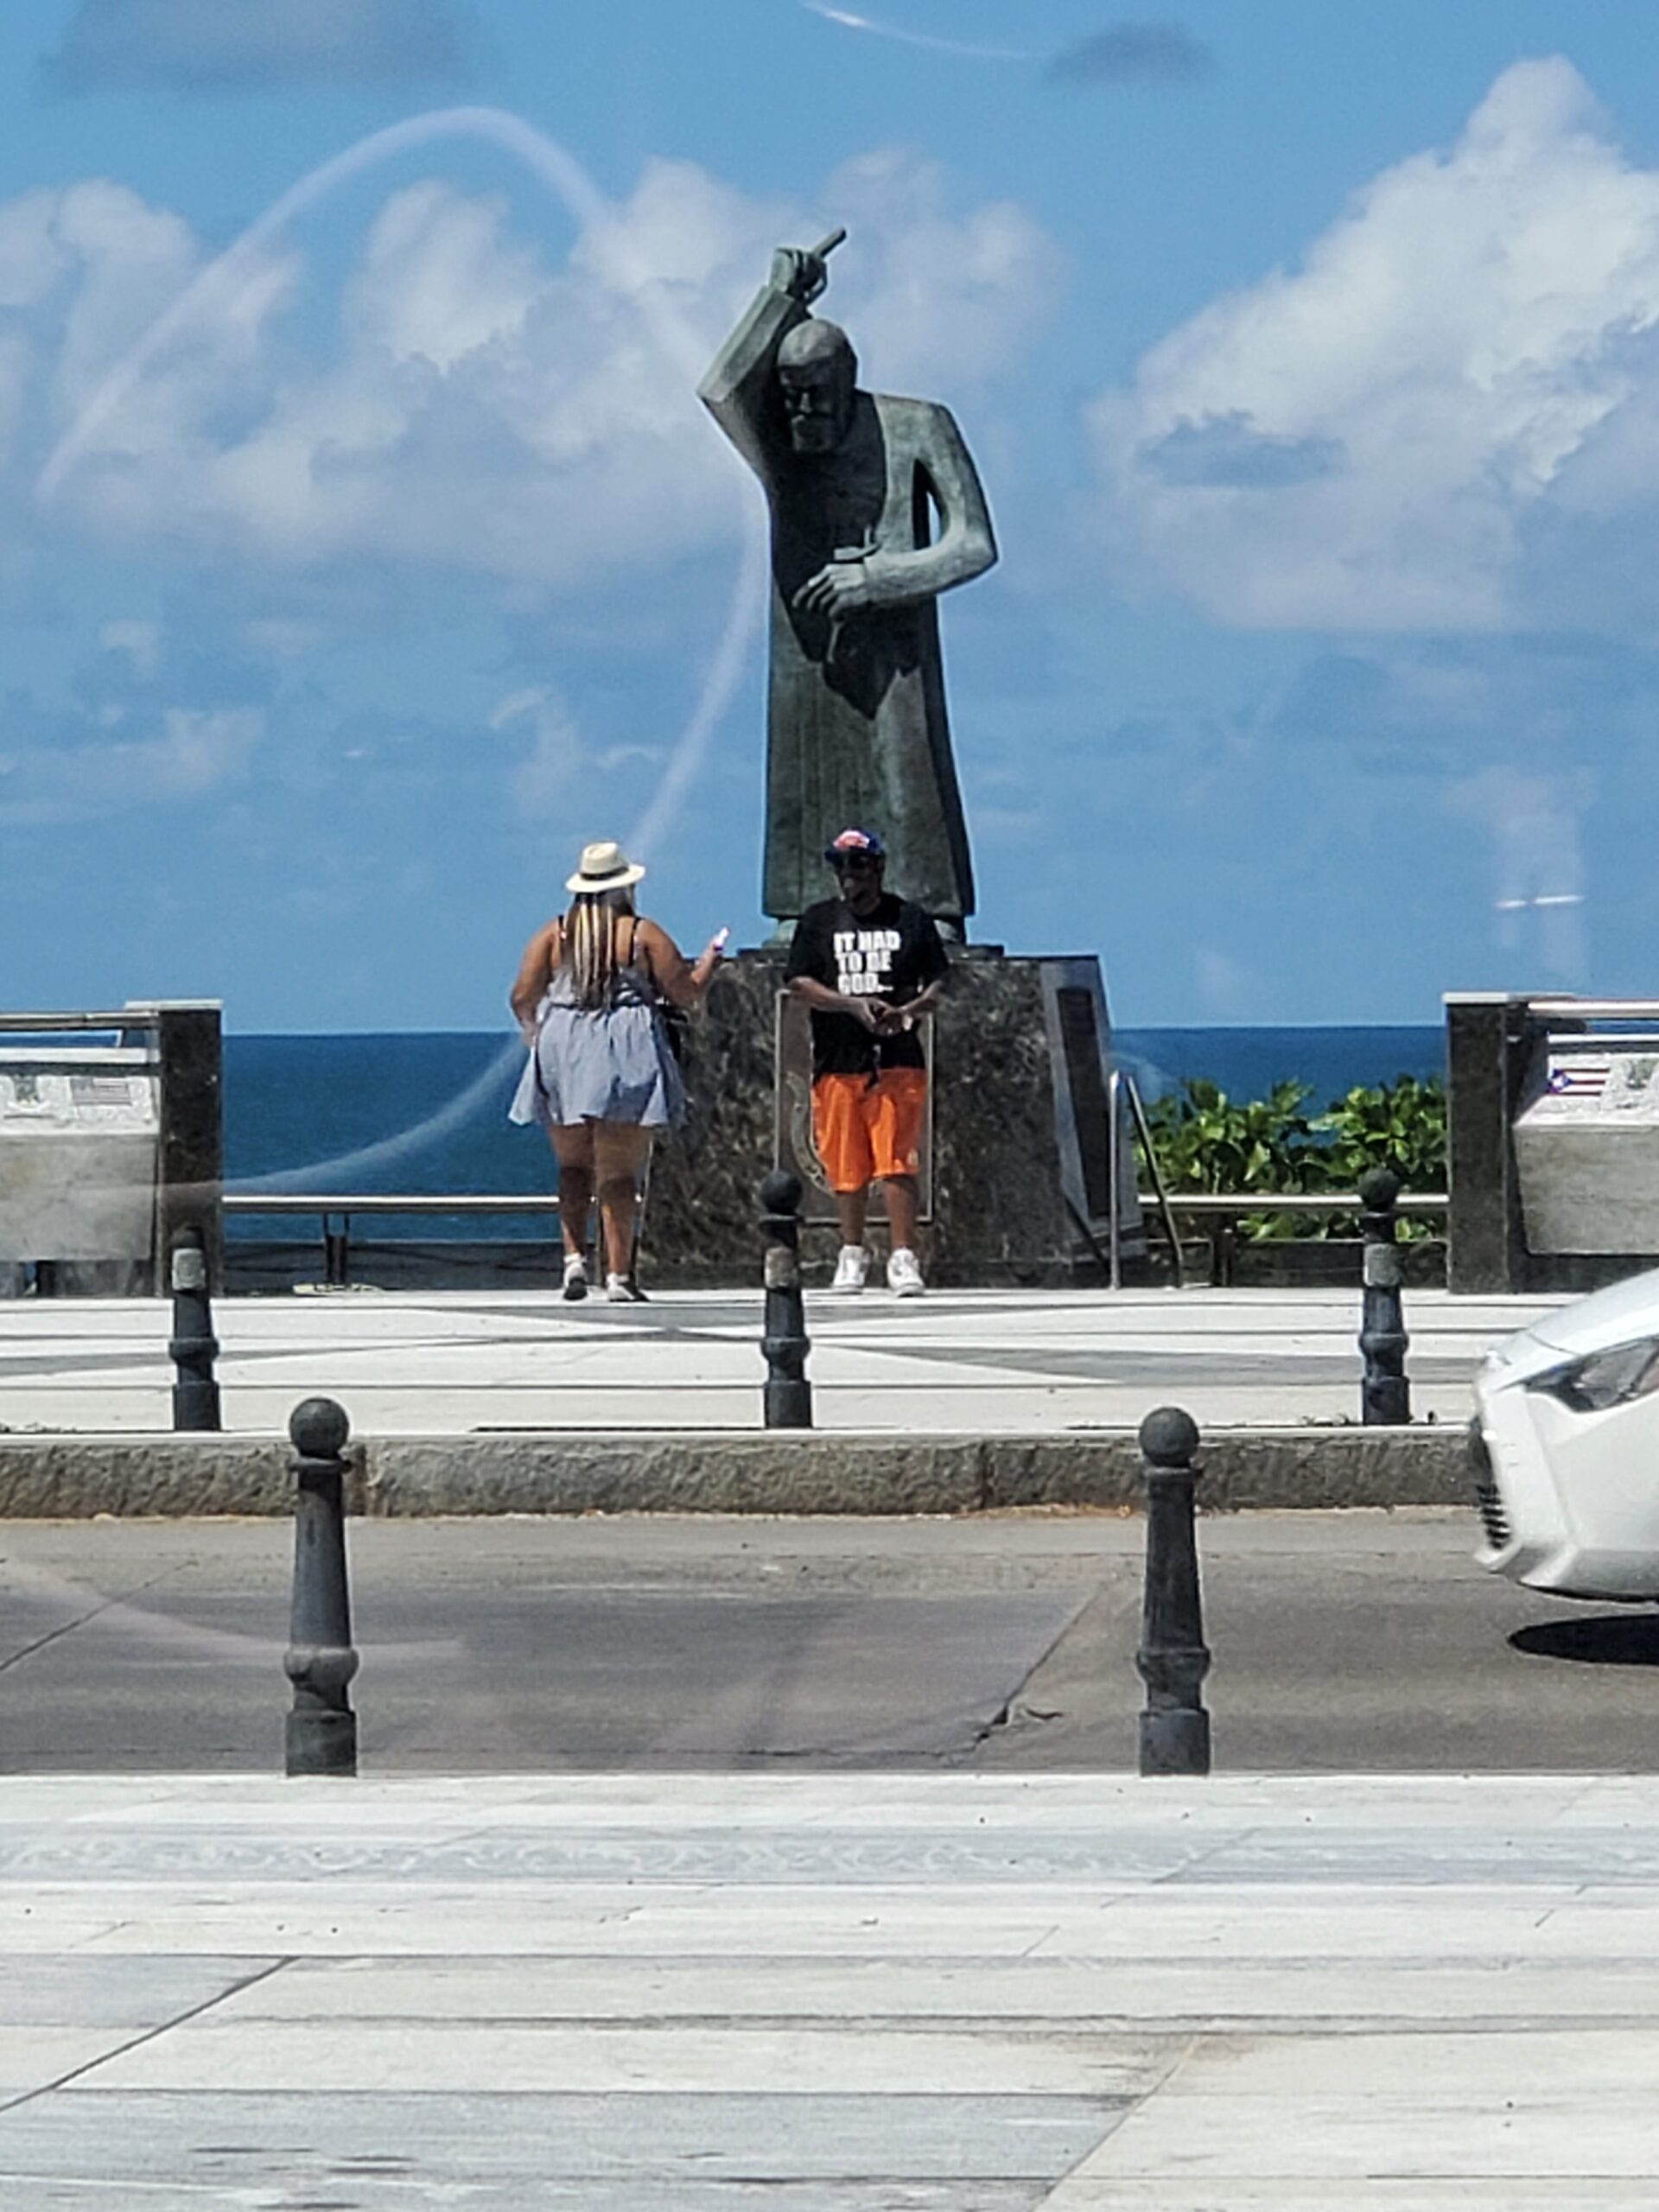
[3,1510,1658,1773]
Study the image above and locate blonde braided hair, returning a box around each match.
[564,887,635,1010]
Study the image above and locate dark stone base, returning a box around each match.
[1153,1237,1449,1291]
[639,946,1142,1287]
[1520,1250,1659,1295]
[223,1241,563,1294]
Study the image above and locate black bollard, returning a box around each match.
[759,1170,812,1429]
[1358,1166,1411,1427]
[168,1226,221,1433]
[283,1396,359,1777]
[1135,1405,1211,1777]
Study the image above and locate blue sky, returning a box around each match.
[8,1,1659,1030]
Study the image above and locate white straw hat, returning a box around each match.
[565,839,646,894]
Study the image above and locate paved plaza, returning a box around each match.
[1,1770,1656,2206]
[4,1281,1646,2200]
[0,1284,1564,1433]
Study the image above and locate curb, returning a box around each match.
[0,1427,1474,1518]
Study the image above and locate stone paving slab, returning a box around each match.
[0,2092,1110,2204]
[0,1286,1564,1437]
[1050,2195,1659,2210]
[0,1775,1656,2205]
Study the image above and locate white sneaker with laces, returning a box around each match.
[830,1243,870,1294]
[887,1246,925,1298]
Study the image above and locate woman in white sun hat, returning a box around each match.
[510,840,725,1301]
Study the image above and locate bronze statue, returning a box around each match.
[700,231,997,934]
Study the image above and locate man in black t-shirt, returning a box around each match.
[785,827,949,1295]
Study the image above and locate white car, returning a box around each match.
[1474,1268,1659,1600]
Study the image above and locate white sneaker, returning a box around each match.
[830,1244,870,1294]
[887,1247,925,1298]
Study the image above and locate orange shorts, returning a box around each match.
[811,1068,928,1193]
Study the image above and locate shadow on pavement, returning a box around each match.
[1510,1612,1659,1667]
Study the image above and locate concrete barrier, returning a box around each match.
[0,1425,1473,1519]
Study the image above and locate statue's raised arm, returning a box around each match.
[698,232,846,480]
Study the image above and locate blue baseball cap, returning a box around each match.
[824,827,886,864]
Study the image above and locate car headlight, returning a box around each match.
[1529,1335,1659,1413]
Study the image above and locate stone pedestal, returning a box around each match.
[639,947,1143,1287]
[1445,988,1659,1296]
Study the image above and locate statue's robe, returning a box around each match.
[700,283,996,926]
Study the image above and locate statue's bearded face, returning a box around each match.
[779,353,855,454]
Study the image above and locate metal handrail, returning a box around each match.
[1541,1033,1659,1051]
[225,1194,559,1214]
[1159,1191,1446,1216]
[1106,1067,1123,1290]
[1121,1069,1185,1289]
[222,1188,1446,1221]
[0,1046,153,1065]
[0,1005,208,1031]
[1528,998,1659,1020]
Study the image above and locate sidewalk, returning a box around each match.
[0,1284,1562,1433]
[1,1771,1654,2204]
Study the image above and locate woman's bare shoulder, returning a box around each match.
[634,914,681,957]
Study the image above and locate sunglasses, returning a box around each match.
[833,853,879,872]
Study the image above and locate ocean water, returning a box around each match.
[225,1025,1444,1239]
[1112,1026,1444,1111]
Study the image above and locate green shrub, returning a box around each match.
[1313,1074,1446,1191]
[1135,1074,1446,1241]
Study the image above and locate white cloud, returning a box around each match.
[48,182,206,418]
[348,181,541,371]
[0,335,28,469]
[0,178,296,528]
[14,150,1057,590]
[0,702,262,825]
[815,151,1065,395]
[490,685,582,815]
[99,619,162,677]
[117,705,263,795]
[1092,58,1659,631]
[0,190,67,308]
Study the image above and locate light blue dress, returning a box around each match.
[509,953,686,1131]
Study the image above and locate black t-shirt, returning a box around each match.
[785,893,949,1077]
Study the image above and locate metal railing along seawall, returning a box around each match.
[222,1189,1448,1290]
